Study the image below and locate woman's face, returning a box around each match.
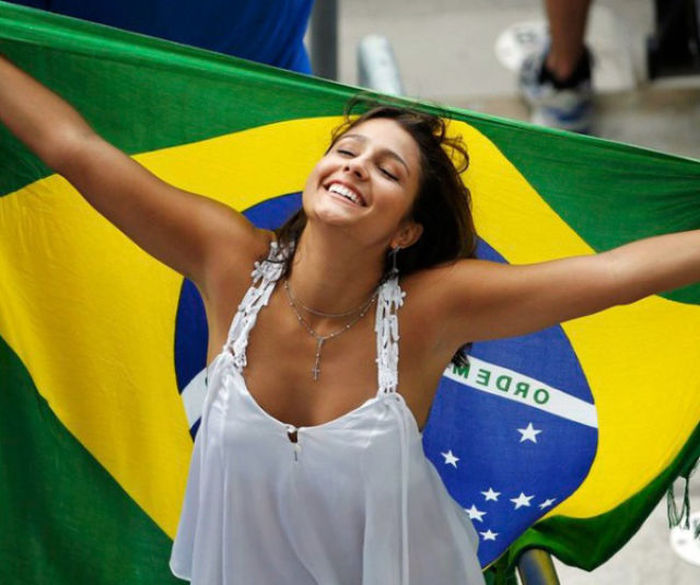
[302,117,423,249]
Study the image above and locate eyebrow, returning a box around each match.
[338,133,410,175]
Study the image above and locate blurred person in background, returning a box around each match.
[8,0,314,73]
[519,0,594,133]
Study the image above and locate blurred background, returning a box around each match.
[321,0,700,159]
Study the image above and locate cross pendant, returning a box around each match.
[311,338,324,381]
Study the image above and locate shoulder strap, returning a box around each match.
[375,275,405,394]
[224,240,289,371]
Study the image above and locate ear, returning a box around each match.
[391,220,423,250]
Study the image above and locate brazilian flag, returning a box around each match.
[1,2,698,583]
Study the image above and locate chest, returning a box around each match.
[241,290,380,427]
[219,284,442,432]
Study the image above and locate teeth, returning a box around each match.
[328,183,362,206]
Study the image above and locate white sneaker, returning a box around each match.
[518,49,594,134]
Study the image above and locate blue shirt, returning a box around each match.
[11,0,313,73]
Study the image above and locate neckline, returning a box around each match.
[237,366,381,431]
[230,362,422,434]
[212,349,421,433]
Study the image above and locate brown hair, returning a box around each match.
[276,99,478,364]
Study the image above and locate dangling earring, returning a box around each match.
[389,246,401,277]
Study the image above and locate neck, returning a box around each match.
[286,224,386,317]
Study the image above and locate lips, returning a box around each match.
[324,181,366,207]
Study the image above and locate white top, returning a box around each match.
[170,242,485,585]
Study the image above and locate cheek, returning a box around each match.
[375,188,416,228]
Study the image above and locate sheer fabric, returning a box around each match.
[170,242,485,584]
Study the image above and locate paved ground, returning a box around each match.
[324,1,700,583]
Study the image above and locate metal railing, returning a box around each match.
[517,550,561,585]
[309,0,338,79]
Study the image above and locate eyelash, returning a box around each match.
[380,168,399,181]
[336,149,399,181]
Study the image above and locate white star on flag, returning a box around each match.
[480,529,498,541]
[441,449,459,467]
[481,487,500,501]
[539,498,557,509]
[465,505,486,522]
[510,492,534,509]
[517,422,542,443]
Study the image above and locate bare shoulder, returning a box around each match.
[205,226,277,304]
[394,263,486,423]
[400,258,495,313]
[399,258,510,351]
[398,260,481,350]
[201,227,277,359]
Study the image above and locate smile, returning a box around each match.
[325,182,366,207]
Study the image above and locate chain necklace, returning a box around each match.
[283,279,378,381]
[284,277,375,318]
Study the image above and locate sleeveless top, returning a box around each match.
[170,242,485,585]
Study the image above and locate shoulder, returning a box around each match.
[201,228,278,353]
[396,261,470,346]
[204,227,277,302]
[401,258,503,309]
[398,258,511,348]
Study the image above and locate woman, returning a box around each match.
[1,54,698,585]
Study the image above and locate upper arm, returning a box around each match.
[432,252,622,346]
[56,132,271,294]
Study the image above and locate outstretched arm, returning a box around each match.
[0,55,270,295]
[434,229,700,346]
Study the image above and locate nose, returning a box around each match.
[343,156,368,180]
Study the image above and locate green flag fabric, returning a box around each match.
[1,2,698,583]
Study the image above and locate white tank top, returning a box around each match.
[170,241,485,585]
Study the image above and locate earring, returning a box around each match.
[389,246,401,277]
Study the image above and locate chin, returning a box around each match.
[308,194,358,223]
[309,208,355,228]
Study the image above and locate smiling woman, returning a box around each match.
[279,103,477,279]
[1,53,699,585]
[276,103,478,369]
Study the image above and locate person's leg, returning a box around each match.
[544,0,592,83]
[518,0,594,132]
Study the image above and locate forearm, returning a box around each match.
[0,54,95,170]
[608,229,700,304]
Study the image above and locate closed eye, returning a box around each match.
[337,149,355,156]
[380,167,399,181]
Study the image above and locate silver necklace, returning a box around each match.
[284,278,374,318]
[283,279,378,381]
